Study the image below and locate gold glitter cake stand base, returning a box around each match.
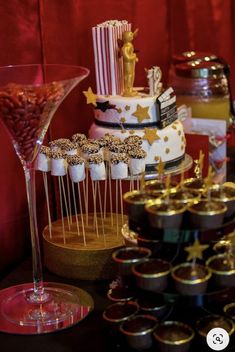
[43,213,126,280]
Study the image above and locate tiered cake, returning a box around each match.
[86,20,186,170]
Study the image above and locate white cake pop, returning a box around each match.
[35,146,51,172]
[88,154,106,181]
[67,155,85,182]
[81,141,101,160]
[60,141,78,155]
[50,151,67,176]
[128,148,147,175]
[110,153,129,179]
[49,138,70,151]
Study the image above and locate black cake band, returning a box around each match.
[94,118,157,129]
[145,154,185,172]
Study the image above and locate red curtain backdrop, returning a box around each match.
[0,0,234,274]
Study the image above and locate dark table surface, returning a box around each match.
[1,258,235,352]
[0,258,114,352]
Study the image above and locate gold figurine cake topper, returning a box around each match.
[121,29,139,97]
[194,150,204,179]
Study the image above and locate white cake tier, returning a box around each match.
[89,119,186,166]
[94,92,159,125]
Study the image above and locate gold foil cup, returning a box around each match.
[209,184,235,217]
[153,321,195,352]
[103,301,139,329]
[206,254,235,287]
[132,258,171,293]
[183,177,205,193]
[224,303,235,320]
[145,199,186,229]
[196,315,234,337]
[112,246,151,276]
[123,190,160,231]
[120,314,158,350]
[171,263,211,296]
[144,179,177,196]
[169,188,201,205]
[188,200,227,230]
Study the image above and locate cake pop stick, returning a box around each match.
[42,172,52,238]
[60,176,71,231]
[108,161,114,225]
[58,176,66,243]
[66,173,73,224]
[71,181,80,238]
[77,183,86,246]
[91,178,99,238]
[119,179,124,225]
[116,178,119,237]
[97,181,106,246]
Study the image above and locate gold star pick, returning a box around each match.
[155,158,165,176]
[132,104,150,123]
[117,108,122,114]
[125,105,130,111]
[83,87,97,106]
[185,239,209,261]
[205,165,214,189]
[143,128,160,145]
[120,117,126,123]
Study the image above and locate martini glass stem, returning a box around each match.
[24,165,47,303]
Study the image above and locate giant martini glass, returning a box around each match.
[0,64,93,334]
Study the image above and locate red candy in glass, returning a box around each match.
[0,64,94,334]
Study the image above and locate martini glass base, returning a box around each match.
[0,282,94,334]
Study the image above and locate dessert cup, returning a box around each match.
[137,292,169,319]
[120,314,158,350]
[224,303,235,320]
[206,254,235,287]
[183,177,205,193]
[153,321,195,352]
[132,258,171,293]
[144,179,177,196]
[112,246,151,276]
[196,315,234,338]
[188,200,227,230]
[171,263,211,296]
[107,286,136,302]
[209,184,235,218]
[169,188,201,205]
[123,190,160,232]
[145,199,186,230]
[137,233,162,256]
[103,301,139,331]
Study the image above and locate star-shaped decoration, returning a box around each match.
[164,136,169,142]
[156,158,165,175]
[120,117,126,123]
[95,101,116,112]
[125,105,130,111]
[129,130,135,135]
[83,87,97,106]
[121,129,127,134]
[132,104,150,123]
[143,128,160,145]
[185,239,209,261]
[116,108,122,114]
[172,125,177,130]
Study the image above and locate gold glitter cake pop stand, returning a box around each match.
[43,213,126,280]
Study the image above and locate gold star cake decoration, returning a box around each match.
[120,117,126,123]
[143,128,160,145]
[185,239,209,261]
[125,105,130,111]
[132,104,150,123]
[83,87,97,106]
